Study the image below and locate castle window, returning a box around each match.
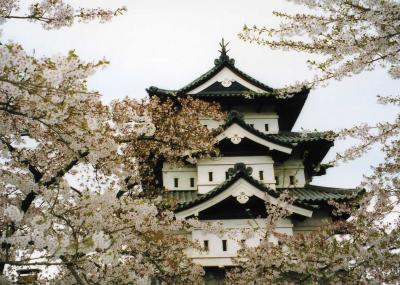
[275,176,280,185]
[208,172,213,182]
[264,124,269,132]
[259,171,264,181]
[174,178,179,188]
[203,124,208,128]
[190,177,195,187]
[203,240,209,251]
[290,176,295,185]
[225,171,229,180]
[222,240,228,251]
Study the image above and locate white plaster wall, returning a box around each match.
[162,163,197,190]
[163,158,307,190]
[199,118,222,129]
[188,218,293,267]
[274,159,306,188]
[243,112,279,134]
[197,156,275,194]
[199,112,279,134]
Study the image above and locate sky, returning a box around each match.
[3,0,398,188]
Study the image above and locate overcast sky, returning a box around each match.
[3,0,398,188]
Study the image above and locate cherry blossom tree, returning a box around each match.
[226,1,400,284]
[0,1,224,284]
[241,0,400,85]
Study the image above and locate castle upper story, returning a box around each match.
[147,40,310,132]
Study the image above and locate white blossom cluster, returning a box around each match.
[240,0,400,89]
[0,0,127,30]
[3,205,23,223]
[1,171,206,283]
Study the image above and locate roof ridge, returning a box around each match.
[306,184,363,193]
[276,130,333,135]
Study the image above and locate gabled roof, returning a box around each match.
[217,114,294,154]
[223,112,336,169]
[172,163,314,218]
[218,111,335,164]
[147,40,273,97]
[165,183,364,213]
[174,163,280,211]
[146,52,307,97]
[222,111,335,148]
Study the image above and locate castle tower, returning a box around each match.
[147,40,363,280]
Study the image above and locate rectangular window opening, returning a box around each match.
[290,175,295,185]
[174,178,179,188]
[208,172,213,182]
[190,177,195,188]
[203,240,209,251]
[259,170,264,181]
[275,176,279,185]
[222,240,227,252]
[264,124,269,132]
[225,171,229,180]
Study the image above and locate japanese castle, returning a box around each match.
[147,41,363,282]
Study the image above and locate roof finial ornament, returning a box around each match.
[214,38,235,66]
[219,38,229,57]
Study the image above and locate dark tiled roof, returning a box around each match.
[290,185,364,203]
[224,110,336,147]
[268,132,335,145]
[163,163,364,213]
[146,87,176,96]
[164,190,199,204]
[165,185,364,212]
[191,91,271,98]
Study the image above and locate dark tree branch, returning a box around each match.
[21,191,37,213]
[43,151,89,187]
[0,136,44,183]
[20,150,89,213]
[70,187,83,197]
